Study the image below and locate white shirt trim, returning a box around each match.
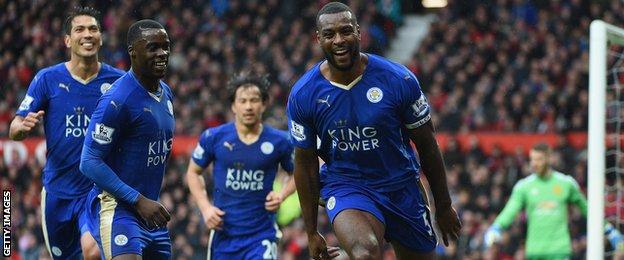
[329,75,363,90]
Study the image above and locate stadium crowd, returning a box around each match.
[1,0,623,259]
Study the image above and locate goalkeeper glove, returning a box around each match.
[484,224,502,248]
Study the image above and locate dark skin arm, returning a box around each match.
[407,120,462,246]
[134,194,171,229]
[294,147,339,259]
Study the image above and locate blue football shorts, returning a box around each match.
[41,187,91,259]
[86,189,171,259]
[207,227,281,260]
[320,178,437,252]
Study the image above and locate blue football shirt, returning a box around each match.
[287,54,431,192]
[16,62,124,198]
[192,123,294,237]
[81,70,175,203]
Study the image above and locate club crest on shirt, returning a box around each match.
[366,87,383,103]
[100,83,112,94]
[114,234,128,246]
[552,185,562,196]
[261,142,274,155]
[92,123,115,145]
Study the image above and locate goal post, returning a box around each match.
[588,20,624,259]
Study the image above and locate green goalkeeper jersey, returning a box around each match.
[493,170,587,257]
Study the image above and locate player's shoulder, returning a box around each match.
[100,72,136,103]
[263,125,291,142]
[552,171,579,186]
[515,174,538,189]
[367,53,414,80]
[33,62,67,81]
[290,62,323,98]
[159,80,174,98]
[201,122,235,141]
[99,63,126,78]
[262,126,292,154]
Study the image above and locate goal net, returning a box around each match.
[588,20,624,259]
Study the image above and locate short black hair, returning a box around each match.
[316,1,356,28]
[227,73,270,104]
[127,19,165,46]
[64,6,101,35]
[532,142,551,154]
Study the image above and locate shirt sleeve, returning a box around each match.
[567,176,588,217]
[493,181,525,229]
[279,132,295,173]
[191,129,216,168]
[16,71,48,117]
[80,94,140,204]
[286,92,317,149]
[398,69,431,129]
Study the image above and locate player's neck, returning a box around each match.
[536,169,552,179]
[235,122,263,144]
[323,53,368,85]
[66,57,100,81]
[133,70,161,93]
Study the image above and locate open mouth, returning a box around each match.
[81,42,96,50]
[333,48,350,59]
[154,61,167,70]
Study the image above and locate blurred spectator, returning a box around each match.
[411,0,624,133]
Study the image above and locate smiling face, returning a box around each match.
[129,29,170,79]
[65,15,102,59]
[231,84,266,128]
[317,11,361,72]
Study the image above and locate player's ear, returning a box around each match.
[127,45,134,58]
[316,30,321,44]
[64,34,71,48]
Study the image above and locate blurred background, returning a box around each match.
[1,0,623,259]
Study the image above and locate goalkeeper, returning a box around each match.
[484,143,623,258]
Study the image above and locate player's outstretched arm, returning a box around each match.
[185,159,224,230]
[407,120,461,246]
[485,180,526,248]
[8,111,45,140]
